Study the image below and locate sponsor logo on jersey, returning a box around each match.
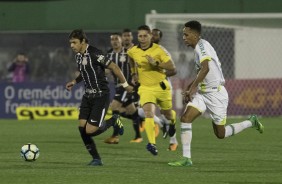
[199,41,207,56]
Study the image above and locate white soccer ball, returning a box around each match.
[20,143,40,161]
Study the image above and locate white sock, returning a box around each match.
[225,120,253,137]
[169,133,178,144]
[181,122,192,158]
[137,107,163,128]
[160,114,170,125]
[154,115,163,127]
[137,108,145,118]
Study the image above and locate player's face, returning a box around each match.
[183,27,197,48]
[110,35,122,49]
[69,38,84,53]
[151,30,161,44]
[122,32,133,45]
[138,30,152,45]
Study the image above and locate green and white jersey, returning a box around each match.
[194,39,225,93]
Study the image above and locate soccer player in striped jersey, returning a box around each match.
[128,25,177,155]
[103,32,143,144]
[121,28,135,50]
[66,29,133,166]
[168,21,264,167]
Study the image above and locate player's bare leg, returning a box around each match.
[168,106,201,166]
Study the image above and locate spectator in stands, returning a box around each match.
[7,53,30,83]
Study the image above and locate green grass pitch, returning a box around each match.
[0,117,281,184]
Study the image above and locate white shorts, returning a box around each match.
[187,86,229,125]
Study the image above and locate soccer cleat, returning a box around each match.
[113,116,124,135]
[167,143,178,151]
[249,114,264,134]
[168,124,176,137]
[88,159,103,166]
[104,136,119,144]
[146,143,158,156]
[130,137,143,143]
[168,157,192,167]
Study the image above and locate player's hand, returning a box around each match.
[182,87,196,104]
[182,90,191,104]
[125,85,134,93]
[131,74,139,86]
[66,81,75,91]
[144,55,159,66]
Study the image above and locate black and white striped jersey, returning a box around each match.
[75,45,111,94]
[106,47,132,85]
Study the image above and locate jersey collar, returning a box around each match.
[137,42,153,51]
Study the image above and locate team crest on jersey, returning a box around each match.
[119,55,126,62]
[82,57,88,65]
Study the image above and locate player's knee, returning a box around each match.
[85,129,94,135]
[144,111,154,118]
[163,112,172,120]
[180,114,190,123]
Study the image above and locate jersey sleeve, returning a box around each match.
[127,47,134,59]
[159,45,172,63]
[195,42,212,63]
[96,52,112,67]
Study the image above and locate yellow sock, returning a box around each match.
[104,108,113,121]
[171,110,176,124]
[144,118,155,144]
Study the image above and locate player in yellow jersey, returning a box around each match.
[127,25,177,155]
[151,28,178,151]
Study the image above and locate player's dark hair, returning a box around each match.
[138,25,151,33]
[111,32,122,37]
[69,29,88,43]
[122,28,131,33]
[184,21,202,34]
[152,28,163,38]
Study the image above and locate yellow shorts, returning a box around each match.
[138,79,172,110]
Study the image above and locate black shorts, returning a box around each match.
[113,86,139,107]
[79,93,110,127]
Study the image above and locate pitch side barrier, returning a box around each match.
[16,106,79,120]
[0,82,115,119]
[1,79,281,119]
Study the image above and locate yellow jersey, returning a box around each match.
[127,43,171,87]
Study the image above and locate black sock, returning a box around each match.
[132,117,141,139]
[111,111,120,136]
[86,143,100,160]
[78,127,100,159]
[131,110,139,119]
[120,112,132,119]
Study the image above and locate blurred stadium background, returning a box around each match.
[1,0,282,119]
[0,1,282,183]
